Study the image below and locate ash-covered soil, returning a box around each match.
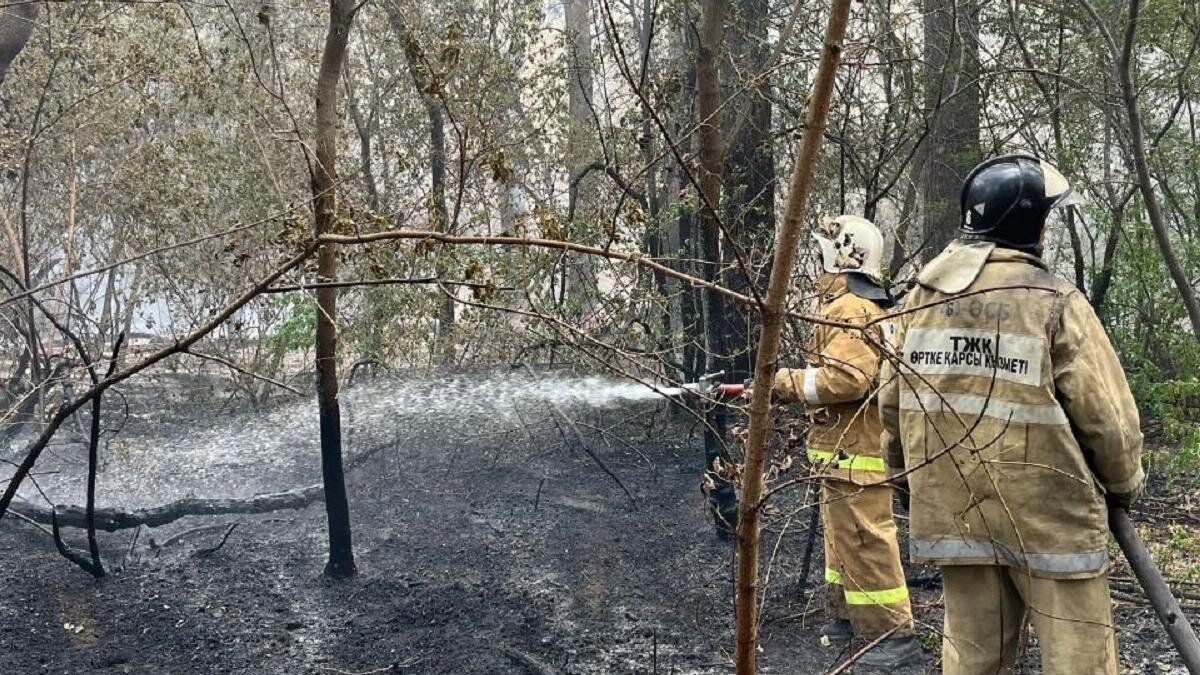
[0,371,1192,674]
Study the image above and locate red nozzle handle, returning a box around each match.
[716,383,745,398]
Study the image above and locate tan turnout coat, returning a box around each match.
[879,241,1144,579]
[775,274,888,485]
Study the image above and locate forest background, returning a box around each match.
[0,0,1199,658]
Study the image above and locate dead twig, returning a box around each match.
[520,365,636,508]
[193,522,239,558]
[182,349,302,396]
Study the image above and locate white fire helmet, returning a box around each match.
[813,215,884,282]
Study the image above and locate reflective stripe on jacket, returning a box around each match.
[879,242,1144,579]
[775,273,887,485]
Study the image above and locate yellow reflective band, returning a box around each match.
[843,585,910,606]
[825,567,843,585]
[807,449,887,473]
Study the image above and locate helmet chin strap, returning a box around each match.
[961,229,1045,256]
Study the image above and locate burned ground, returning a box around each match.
[0,372,1194,674]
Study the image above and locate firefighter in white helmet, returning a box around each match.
[879,154,1144,673]
[774,215,920,666]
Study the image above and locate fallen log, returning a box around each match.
[7,485,324,532]
[3,439,392,533]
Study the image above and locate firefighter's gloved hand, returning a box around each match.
[889,467,910,512]
[1107,480,1144,510]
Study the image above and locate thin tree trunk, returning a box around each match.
[1091,202,1125,320]
[312,0,358,579]
[563,0,596,314]
[385,6,455,361]
[672,11,701,380]
[1112,0,1200,339]
[734,1,852,671]
[696,0,727,371]
[426,79,454,359]
[638,0,670,347]
[82,334,124,579]
[344,71,381,212]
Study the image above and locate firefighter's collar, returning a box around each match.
[916,240,996,294]
[815,272,850,301]
[846,272,893,305]
[987,246,1049,269]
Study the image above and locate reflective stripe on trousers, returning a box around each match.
[807,448,886,473]
[825,567,910,605]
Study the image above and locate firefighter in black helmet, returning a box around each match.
[959,153,1075,251]
[879,154,1143,674]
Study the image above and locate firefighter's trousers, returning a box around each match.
[821,479,913,637]
[941,565,1118,675]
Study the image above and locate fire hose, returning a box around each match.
[1110,506,1200,673]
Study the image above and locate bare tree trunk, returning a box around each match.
[344,71,381,212]
[1091,202,1125,321]
[562,0,596,314]
[384,6,455,361]
[919,0,980,261]
[638,0,671,349]
[312,0,358,579]
[696,0,736,531]
[1109,0,1200,339]
[428,96,455,359]
[671,12,702,379]
[98,218,127,350]
[734,1,852,671]
[722,0,775,375]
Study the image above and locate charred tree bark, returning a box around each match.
[81,334,126,578]
[695,0,737,533]
[919,0,980,261]
[9,441,394,534]
[735,1,852,671]
[670,12,702,380]
[14,486,326,532]
[312,0,358,578]
[722,0,775,376]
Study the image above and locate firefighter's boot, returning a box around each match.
[858,635,922,668]
[817,619,853,643]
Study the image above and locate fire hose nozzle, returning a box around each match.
[675,373,752,400]
[716,383,746,398]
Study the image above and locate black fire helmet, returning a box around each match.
[958,154,1073,252]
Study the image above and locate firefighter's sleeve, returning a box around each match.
[772,367,806,404]
[1052,291,1144,498]
[878,318,907,474]
[776,301,879,408]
